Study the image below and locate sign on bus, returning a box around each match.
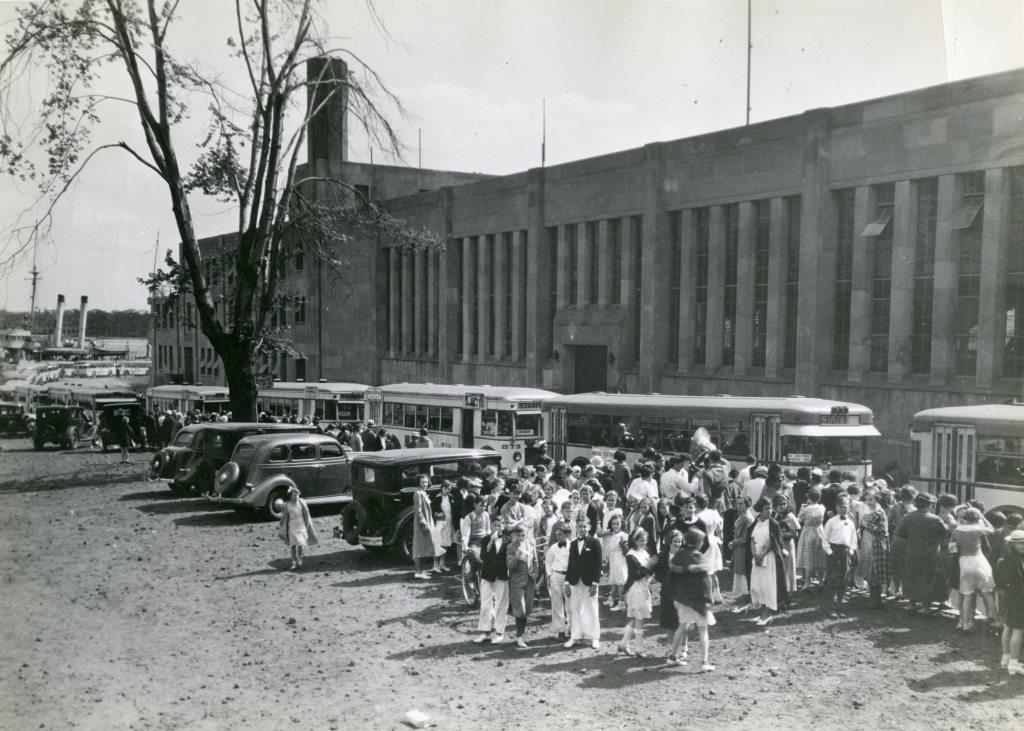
[465,393,486,409]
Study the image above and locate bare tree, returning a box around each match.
[0,0,438,419]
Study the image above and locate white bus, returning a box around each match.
[544,393,879,479]
[365,383,559,468]
[256,381,369,422]
[910,403,1024,513]
[146,385,230,414]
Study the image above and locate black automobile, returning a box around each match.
[340,448,500,561]
[33,405,95,450]
[148,422,317,494]
[95,399,147,451]
[0,401,30,435]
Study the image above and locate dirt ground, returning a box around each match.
[1,437,1022,730]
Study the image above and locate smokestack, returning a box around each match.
[54,294,66,347]
[78,296,88,349]
[306,57,348,166]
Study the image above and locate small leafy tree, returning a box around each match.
[0,0,438,419]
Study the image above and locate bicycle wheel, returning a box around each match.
[460,555,480,608]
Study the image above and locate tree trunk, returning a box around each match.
[222,341,259,422]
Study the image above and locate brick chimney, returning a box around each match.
[306,57,348,166]
[54,294,65,346]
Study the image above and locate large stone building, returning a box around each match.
[152,61,1024,469]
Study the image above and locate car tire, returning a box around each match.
[397,521,414,563]
[341,506,361,546]
[33,437,44,451]
[148,454,164,480]
[215,463,240,496]
[66,427,79,450]
[265,488,289,521]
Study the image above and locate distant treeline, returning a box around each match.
[0,308,151,338]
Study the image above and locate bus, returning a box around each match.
[146,385,230,414]
[910,403,1024,513]
[49,383,140,410]
[544,393,879,479]
[256,381,369,422]
[365,383,559,468]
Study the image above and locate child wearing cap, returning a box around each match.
[996,528,1024,674]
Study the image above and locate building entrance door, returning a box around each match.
[572,345,608,393]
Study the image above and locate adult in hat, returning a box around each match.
[896,492,947,611]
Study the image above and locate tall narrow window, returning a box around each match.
[609,219,622,305]
[694,208,710,365]
[955,172,984,376]
[783,197,801,368]
[868,183,895,372]
[910,179,937,374]
[518,231,528,359]
[487,234,496,357]
[1003,167,1024,379]
[471,243,479,358]
[504,232,513,357]
[753,200,771,368]
[567,224,578,306]
[632,216,644,363]
[832,189,855,370]
[452,239,464,357]
[587,221,599,305]
[383,247,392,352]
[409,254,416,355]
[547,227,558,356]
[722,204,739,366]
[667,212,682,365]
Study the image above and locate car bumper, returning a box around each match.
[205,493,258,509]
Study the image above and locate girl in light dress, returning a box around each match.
[600,514,629,610]
[618,528,659,656]
[432,480,455,573]
[278,486,318,570]
[953,507,997,631]
[694,493,724,604]
[796,488,828,588]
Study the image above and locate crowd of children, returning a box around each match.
[410,448,1024,676]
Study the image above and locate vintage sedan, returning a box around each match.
[340,448,501,560]
[208,433,352,519]
[0,401,30,435]
[148,422,316,494]
[32,405,95,450]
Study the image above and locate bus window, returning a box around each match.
[781,436,865,464]
[514,412,541,437]
[720,421,750,458]
[480,410,514,437]
[336,402,360,421]
[977,436,1024,486]
[321,400,338,420]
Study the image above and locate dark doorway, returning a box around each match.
[183,347,194,384]
[572,345,608,393]
[460,409,476,448]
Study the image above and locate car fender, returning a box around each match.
[386,506,418,546]
[248,474,299,506]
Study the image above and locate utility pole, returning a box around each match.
[746,0,752,126]
[541,98,547,167]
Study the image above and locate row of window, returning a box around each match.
[832,167,1023,379]
[381,401,455,433]
[564,413,751,457]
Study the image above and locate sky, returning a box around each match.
[0,0,1022,314]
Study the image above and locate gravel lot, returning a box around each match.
[1,436,1022,729]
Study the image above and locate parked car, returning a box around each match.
[147,422,316,494]
[340,448,501,560]
[95,399,147,451]
[0,401,30,435]
[208,433,352,519]
[32,405,95,450]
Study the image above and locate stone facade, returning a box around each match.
[152,63,1024,472]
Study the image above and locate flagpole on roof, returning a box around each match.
[746,0,752,126]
